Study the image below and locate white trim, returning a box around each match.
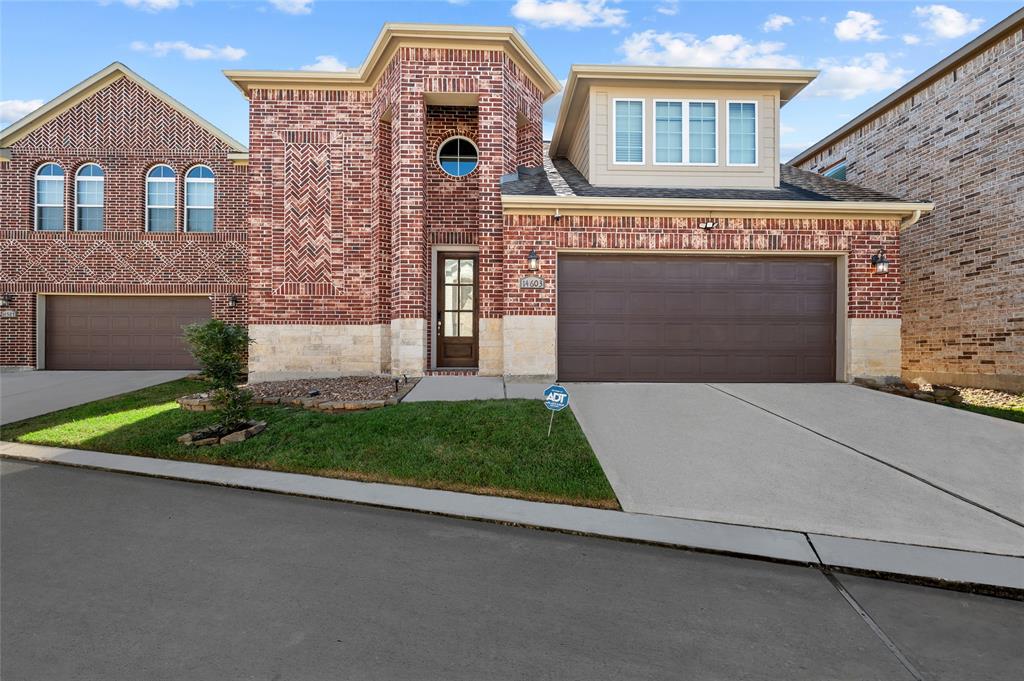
[34,162,65,232]
[726,100,758,167]
[184,164,215,233]
[611,98,645,165]
[74,163,104,232]
[435,135,479,178]
[652,99,685,166]
[683,99,718,166]
[145,164,176,233]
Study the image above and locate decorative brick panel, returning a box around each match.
[796,25,1023,387]
[0,75,247,368]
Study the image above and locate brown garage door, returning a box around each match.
[45,296,210,370]
[558,255,836,382]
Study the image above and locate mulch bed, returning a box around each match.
[245,376,400,402]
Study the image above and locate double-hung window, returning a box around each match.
[613,99,644,164]
[146,165,176,232]
[35,163,65,231]
[727,101,757,165]
[653,100,683,164]
[75,163,104,231]
[688,101,717,164]
[185,165,215,232]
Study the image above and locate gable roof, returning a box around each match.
[550,64,819,159]
[224,23,561,101]
[791,7,1024,166]
[0,62,247,153]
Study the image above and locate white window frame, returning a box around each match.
[435,136,480,178]
[34,163,65,232]
[652,99,685,166]
[145,164,177,233]
[726,100,759,167]
[184,164,215,233]
[683,99,719,167]
[611,98,645,166]
[74,163,104,232]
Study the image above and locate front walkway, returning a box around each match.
[404,376,548,401]
[567,382,1024,556]
[0,370,192,425]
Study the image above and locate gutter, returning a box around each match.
[501,194,934,221]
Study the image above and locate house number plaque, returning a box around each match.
[519,276,545,290]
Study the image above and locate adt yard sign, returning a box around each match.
[544,384,570,412]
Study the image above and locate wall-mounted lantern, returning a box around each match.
[0,293,13,307]
[526,248,540,272]
[228,294,239,308]
[871,249,890,275]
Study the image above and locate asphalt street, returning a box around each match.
[1,461,1021,681]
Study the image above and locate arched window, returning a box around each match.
[35,163,65,231]
[437,136,478,177]
[75,163,104,231]
[184,165,215,232]
[146,165,176,232]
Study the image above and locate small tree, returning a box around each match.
[184,319,253,429]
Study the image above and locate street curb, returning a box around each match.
[2,441,1021,591]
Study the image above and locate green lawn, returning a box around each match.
[1,379,618,508]
[954,403,1024,424]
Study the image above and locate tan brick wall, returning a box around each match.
[796,25,1024,390]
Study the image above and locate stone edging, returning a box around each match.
[178,377,421,414]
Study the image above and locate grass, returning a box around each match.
[954,403,1024,424]
[1,379,618,509]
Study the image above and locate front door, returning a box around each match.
[436,252,479,368]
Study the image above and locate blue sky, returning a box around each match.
[1,1,1016,160]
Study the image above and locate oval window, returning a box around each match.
[437,136,478,177]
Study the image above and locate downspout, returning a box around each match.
[900,209,921,229]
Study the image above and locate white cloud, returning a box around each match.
[0,99,44,126]
[901,34,921,45]
[300,55,347,71]
[913,5,984,39]
[656,1,678,16]
[269,0,313,15]
[511,0,627,30]
[780,123,797,135]
[120,0,181,11]
[762,14,794,32]
[131,40,247,61]
[620,31,801,69]
[810,53,909,100]
[834,11,886,42]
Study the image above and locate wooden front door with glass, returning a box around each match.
[436,253,479,368]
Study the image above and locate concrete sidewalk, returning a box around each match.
[2,441,1021,591]
[0,370,192,425]
[404,376,548,401]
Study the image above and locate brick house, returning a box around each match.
[0,62,248,370]
[2,23,932,383]
[793,8,1023,391]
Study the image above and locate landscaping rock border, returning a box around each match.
[177,420,267,446]
[853,377,963,405]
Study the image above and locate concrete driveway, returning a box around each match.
[0,370,191,425]
[568,383,1024,556]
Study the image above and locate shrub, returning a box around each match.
[184,319,253,428]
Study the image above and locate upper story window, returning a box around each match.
[824,162,847,181]
[654,100,683,165]
[727,101,757,166]
[185,165,215,232]
[35,163,65,231]
[688,101,717,165]
[613,99,644,164]
[437,137,478,177]
[75,163,104,232]
[146,164,176,232]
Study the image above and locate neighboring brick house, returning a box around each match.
[0,63,248,370]
[3,23,933,383]
[793,8,1023,391]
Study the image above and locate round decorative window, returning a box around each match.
[437,136,479,177]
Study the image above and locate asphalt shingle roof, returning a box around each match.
[501,154,915,204]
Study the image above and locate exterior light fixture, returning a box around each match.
[871,249,890,275]
[228,294,239,308]
[527,248,540,272]
[552,208,562,221]
[0,293,13,307]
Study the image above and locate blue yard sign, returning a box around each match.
[543,384,570,436]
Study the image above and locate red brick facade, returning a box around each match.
[794,19,1023,390]
[0,74,247,367]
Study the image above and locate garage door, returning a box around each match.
[45,296,211,370]
[558,255,836,382]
